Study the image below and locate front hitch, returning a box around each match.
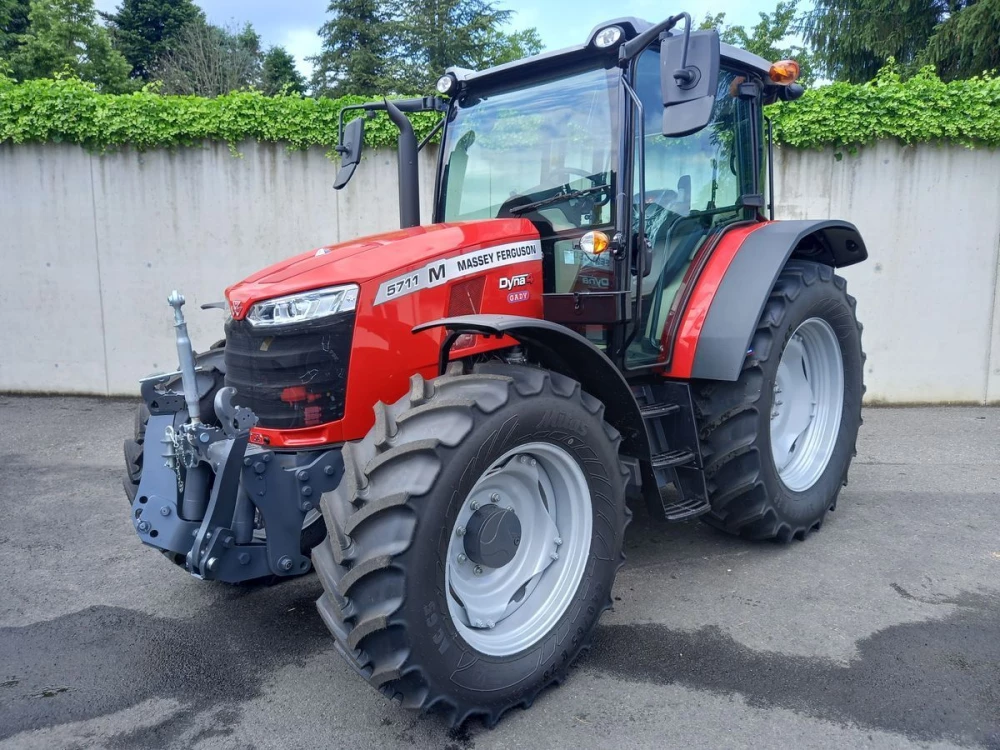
[129,293,343,582]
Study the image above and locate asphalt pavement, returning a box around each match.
[1,396,998,749]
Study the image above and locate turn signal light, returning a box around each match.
[769,60,800,84]
[579,230,610,255]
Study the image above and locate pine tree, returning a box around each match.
[309,0,393,97]
[393,0,541,91]
[0,0,31,59]
[261,45,305,96]
[922,0,1000,80]
[100,0,203,80]
[8,0,131,91]
[800,0,973,82]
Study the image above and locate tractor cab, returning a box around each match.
[336,15,804,373]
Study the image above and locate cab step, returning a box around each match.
[651,448,695,469]
[633,382,711,523]
[660,493,712,522]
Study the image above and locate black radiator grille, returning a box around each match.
[224,312,355,430]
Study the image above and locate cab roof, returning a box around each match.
[448,16,772,86]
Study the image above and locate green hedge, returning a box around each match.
[1,65,998,153]
[772,65,1000,151]
[0,76,442,152]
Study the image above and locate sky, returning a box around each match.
[93,0,773,78]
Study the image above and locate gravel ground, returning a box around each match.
[1,396,998,749]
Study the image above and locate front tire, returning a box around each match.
[694,260,865,541]
[313,363,629,727]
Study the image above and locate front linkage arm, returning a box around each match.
[130,294,344,583]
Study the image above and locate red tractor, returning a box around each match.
[124,13,866,727]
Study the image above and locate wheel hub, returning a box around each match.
[463,504,521,569]
[769,317,845,492]
[445,442,593,656]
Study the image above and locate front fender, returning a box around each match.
[413,314,649,462]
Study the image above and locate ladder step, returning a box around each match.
[651,449,695,469]
[660,495,711,522]
[640,402,680,419]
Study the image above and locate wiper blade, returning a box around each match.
[508,184,611,215]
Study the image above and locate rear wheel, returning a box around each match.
[693,260,865,541]
[313,362,629,727]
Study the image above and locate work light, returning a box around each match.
[436,74,457,96]
[594,26,623,48]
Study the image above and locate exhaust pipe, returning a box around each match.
[384,99,421,229]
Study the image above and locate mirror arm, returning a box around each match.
[619,12,685,64]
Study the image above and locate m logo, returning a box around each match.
[538,409,588,436]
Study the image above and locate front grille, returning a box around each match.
[224,312,355,429]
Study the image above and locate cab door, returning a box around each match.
[626,48,763,368]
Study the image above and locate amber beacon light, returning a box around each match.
[769,59,800,84]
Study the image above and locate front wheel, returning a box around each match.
[313,363,629,727]
[694,260,865,541]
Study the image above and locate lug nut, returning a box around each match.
[456,526,466,537]
[475,619,485,628]
[457,553,467,563]
[470,500,480,511]
[487,620,495,629]
[550,552,559,561]
[490,493,500,503]
[554,537,562,546]
[474,565,483,576]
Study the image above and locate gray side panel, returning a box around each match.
[690,220,865,381]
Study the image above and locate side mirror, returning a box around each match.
[333,117,365,190]
[660,30,720,138]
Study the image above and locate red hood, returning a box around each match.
[226,219,538,318]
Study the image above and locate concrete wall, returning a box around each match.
[775,142,1000,404]
[2,140,998,402]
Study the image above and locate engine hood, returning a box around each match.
[225,219,538,319]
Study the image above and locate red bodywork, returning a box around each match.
[225,217,769,449]
[659,221,769,378]
[226,219,543,448]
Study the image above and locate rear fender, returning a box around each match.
[413,315,650,463]
[686,219,867,382]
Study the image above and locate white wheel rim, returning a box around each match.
[445,442,592,657]
[769,317,845,492]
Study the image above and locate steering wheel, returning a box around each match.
[549,167,612,207]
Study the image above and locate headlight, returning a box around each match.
[245,284,359,327]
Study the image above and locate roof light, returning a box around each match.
[769,60,800,84]
[436,74,457,96]
[594,26,623,49]
[579,231,610,255]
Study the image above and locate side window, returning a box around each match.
[628,49,760,366]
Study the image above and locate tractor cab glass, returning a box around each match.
[438,63,621,297]
[627,48,761,366]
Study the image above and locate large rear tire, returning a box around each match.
[313,362,629,727]
[693,260,865,541]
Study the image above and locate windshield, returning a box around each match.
[439,64,621,232]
